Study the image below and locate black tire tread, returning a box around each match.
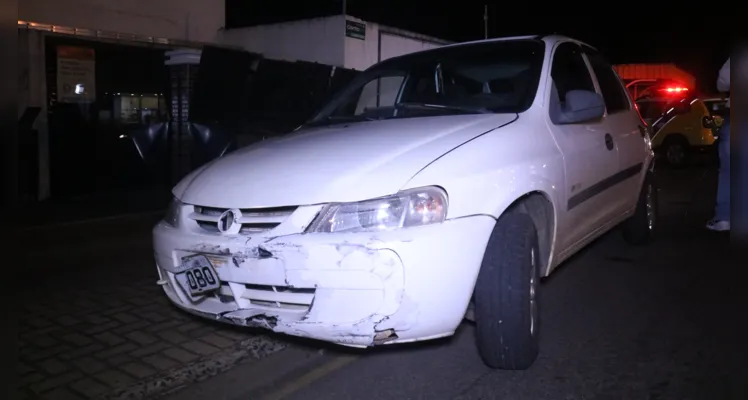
[474,211,540,370]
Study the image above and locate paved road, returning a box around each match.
[164,165,742,400]
[12,216,288,400]
[14,165,743,399]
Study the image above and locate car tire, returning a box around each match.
[622,171,658,245]
[474,211,540,370]
[662,136,689,167]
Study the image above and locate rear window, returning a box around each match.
[636,100,668,120]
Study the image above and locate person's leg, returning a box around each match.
[708,115,730,230]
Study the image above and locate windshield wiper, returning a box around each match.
[396,102,492,114]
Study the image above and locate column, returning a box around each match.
[165,49,201,185]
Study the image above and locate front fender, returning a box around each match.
[403,118,564,221]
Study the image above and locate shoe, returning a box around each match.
[706,219,730,231]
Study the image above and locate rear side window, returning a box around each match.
[584,48,631,113]
[636,100,668,121]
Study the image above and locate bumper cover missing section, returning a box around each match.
[153,215,495,348]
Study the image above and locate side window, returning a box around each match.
[550,42,595,106]
[355,76,405,114]
[584,48,631,113]
[635,100,668,121]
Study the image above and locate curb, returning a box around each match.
[97,336,288,400]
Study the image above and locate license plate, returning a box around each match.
[176,255,220,296]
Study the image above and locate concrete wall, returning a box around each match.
[378,32,444,61]
[221,15,450,72]
[220,16,346,67]
[343,16,449,71]
[18,0,225,43]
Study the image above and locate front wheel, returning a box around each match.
[474,211,540,370]
[622,171,658,245]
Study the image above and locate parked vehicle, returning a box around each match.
[702,96,729,138]
[636,94,726,166]
[614,63,695,100]
[153,35,671,370]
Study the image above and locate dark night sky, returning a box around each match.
[225,1,729,93]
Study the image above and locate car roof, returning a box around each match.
[437,34,597,52]
[368,34,598,72]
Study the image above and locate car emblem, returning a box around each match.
[217,209,240,234]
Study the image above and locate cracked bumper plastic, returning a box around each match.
[153,215,496,347]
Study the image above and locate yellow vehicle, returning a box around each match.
[635,95,727,167]
[702,97,729,134]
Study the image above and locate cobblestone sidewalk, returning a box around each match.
[16,222,289,400]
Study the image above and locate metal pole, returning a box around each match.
[483,5,488,39]
[343,0,347,15]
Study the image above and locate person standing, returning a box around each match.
[706,57,730,231]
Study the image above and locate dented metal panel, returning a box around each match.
[154,207,495,347]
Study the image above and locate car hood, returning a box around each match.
[175,114,517,208]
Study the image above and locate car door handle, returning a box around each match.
[604,133,614,151]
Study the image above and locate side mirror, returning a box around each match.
[557,90,605,124]
[702,115,714,129]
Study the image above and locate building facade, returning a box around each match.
[15,0,226,203]
[13,4,448,204]
[221,15,451,71]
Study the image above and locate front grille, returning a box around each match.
[213,283,315,311]
[190,205,297,234]
[242,284,315,311]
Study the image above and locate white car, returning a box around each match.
[153,35,658,370]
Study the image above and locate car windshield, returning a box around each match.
[307,39,545,126]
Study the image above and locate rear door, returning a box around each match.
[545,42,620,249]
[583,46,647,213]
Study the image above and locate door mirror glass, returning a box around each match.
[557,90,605,124]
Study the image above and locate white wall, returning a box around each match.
[343,17,380,71]
[343,17,449,71]
[220,16,346,67]
[19,0,225,43]
[219,15,448,71]
[379,32,443,61]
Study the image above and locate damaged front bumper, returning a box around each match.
[153,205,495,348]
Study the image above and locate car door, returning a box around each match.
[583,46,647,214]
[545,42,620,250]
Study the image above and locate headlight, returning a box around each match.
[164,197,183,227]
[307,186,448,234]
